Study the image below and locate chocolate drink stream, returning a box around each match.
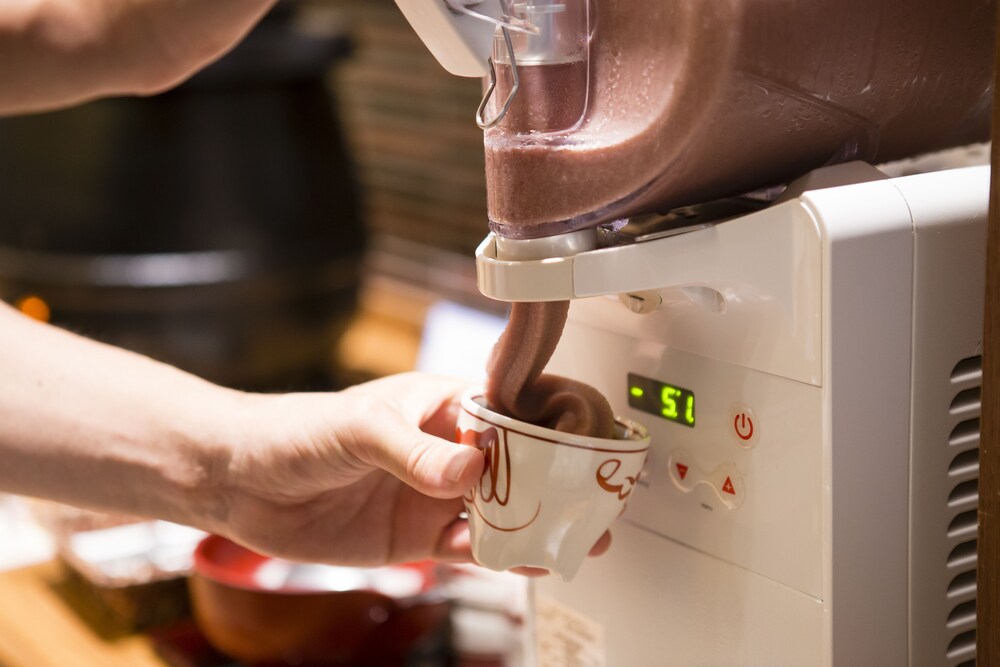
[485,301,615,439]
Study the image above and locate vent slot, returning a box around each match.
[949,419,981,448]
[947,570,977,599]
[946,630,976,660]
[949,449,980,477]
[948,479,980,508]
[947,540,978,569]
[950,355,983,384]
[942,356,981,664]
[946,600,976,629]
[947,510,979,540]
[951,354,983,384]
[949,387,982,416]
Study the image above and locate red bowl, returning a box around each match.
[189,535,449,666]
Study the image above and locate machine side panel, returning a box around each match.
[806,181,916,666]
[893,166,988,667]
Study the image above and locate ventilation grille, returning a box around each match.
[944,355,981,665]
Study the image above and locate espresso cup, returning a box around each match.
[456,389,650,581]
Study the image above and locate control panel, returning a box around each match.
[549,298,825,598]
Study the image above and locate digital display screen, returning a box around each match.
[627,373,696,427]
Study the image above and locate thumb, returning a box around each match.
[346,408,484,499]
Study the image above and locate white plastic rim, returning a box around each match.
[493,228,597,261]
[459,389,649,452]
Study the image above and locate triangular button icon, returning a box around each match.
[722,476,736,495]
[676,463,689,480]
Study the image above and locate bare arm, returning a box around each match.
[0,302,485,564]
[0,301,239,522]
[0,0,279,115]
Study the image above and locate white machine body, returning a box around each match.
[477,163,986,666]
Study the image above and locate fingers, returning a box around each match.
[344,399,484,500]
[420,395,463,441]
[346,372,469,430]
[430,521,611,567]
[509,531,613,577]
[433,517,474,563]
[589,530,612,556]
[438,526,612,577]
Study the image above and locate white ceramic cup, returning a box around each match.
[456,389,650,581]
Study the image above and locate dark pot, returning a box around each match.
[0,7,364,390]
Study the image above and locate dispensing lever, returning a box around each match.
[475,198,821,316]
[476,161,894,306]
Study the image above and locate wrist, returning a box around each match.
[160,384,261,534]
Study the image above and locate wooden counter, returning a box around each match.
[0,561,167,667]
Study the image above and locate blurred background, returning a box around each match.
[0,2,518,665]
[0,0,503,392]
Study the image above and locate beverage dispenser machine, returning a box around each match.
[477,159,988,666]
[396,1,994,664]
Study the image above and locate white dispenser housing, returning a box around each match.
[476,162,987,666]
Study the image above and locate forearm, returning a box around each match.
[0,302,242,528]
[0,0,277,116]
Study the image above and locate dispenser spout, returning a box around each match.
[476,161,888,305]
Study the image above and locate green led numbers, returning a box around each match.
[661,386,680,419]
[627,373,696,428]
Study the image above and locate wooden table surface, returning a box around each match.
[0,561,168,667]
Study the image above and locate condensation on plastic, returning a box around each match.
[491,1,590,134]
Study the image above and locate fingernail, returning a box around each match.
[445,450,473,484]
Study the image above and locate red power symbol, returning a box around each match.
[734,413,754,441]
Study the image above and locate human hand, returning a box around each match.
[206,372,610,570]
[208,373,484,566]
[0,302,613,570]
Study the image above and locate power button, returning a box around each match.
[731,405,759,448]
